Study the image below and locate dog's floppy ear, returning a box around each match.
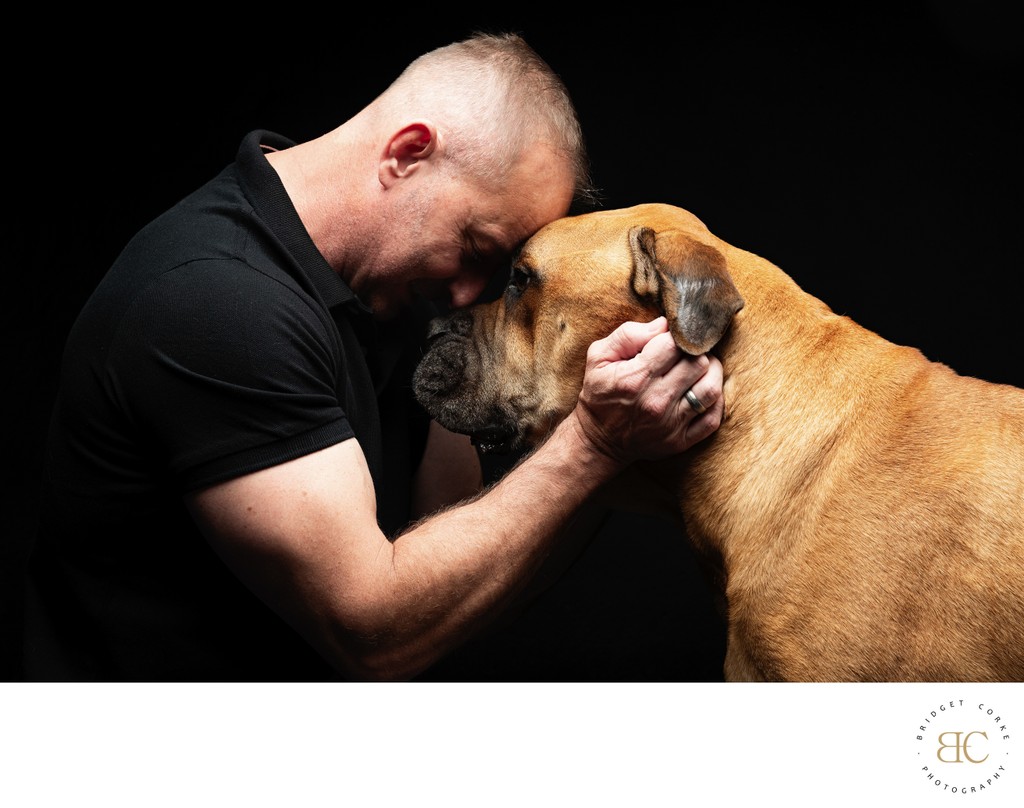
[629,226,744,355]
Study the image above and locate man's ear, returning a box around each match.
[379,122,437,187]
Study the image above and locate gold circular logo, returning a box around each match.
[915,697,1013,796]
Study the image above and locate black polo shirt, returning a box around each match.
[25,130,433,681]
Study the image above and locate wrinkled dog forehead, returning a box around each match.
[516,228,634,293]
[517,203,696,281]
[522,209,632,259]
[517,203,743,357]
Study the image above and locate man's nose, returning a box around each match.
[447,271,492,309]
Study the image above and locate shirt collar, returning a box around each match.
[235,129,371,316]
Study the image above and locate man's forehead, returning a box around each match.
[469,209,548,254]
[502,148,575,221]
[465,156,574,251]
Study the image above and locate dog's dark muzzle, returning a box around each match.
[415,313,474,399]
[413,312,521,454]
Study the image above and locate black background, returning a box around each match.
[3,4,1020,682]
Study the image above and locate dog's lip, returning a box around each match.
[469,425,516,455]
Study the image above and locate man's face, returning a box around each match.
[361,146,575,320]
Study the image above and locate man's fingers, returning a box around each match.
[575,317,725,464]
[662,349,718,405]
[590,317,669,365]
[637,330,697,377]
[679,355,725,442]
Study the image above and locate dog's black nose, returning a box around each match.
[425,312,473,343]
[425,316,452,342]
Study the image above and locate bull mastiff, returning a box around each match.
[412,203,1024,682]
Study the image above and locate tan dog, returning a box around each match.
[413,203,1024,682]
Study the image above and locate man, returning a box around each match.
[24,33,723,681]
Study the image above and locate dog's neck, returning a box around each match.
[660,247,925,587]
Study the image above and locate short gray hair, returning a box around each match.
[380,32,600,210]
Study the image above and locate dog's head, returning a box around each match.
[413,203,744,453]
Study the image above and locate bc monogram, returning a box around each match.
[936,731,989,764]
[916,699,1011,795]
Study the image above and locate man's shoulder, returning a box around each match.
[100,188,312,321]
[119,168,267,279]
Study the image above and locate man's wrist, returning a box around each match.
[551,408,628,480]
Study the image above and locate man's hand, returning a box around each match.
[571,317,724,464]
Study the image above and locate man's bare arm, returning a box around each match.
[185,319,723,680]
[410,421,483,520]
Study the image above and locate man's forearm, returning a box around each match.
[359,412,623,678]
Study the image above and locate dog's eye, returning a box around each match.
[509,267,531,293]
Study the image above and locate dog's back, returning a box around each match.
[669,219,1024,681]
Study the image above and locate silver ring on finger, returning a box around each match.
[684,387,707,415]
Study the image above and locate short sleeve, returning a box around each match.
[109,259,354,490]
